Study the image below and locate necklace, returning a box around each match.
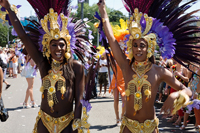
[132,59,152,77]
[51,59,63,72]
[40,59,66,113]
[125,59,152,116]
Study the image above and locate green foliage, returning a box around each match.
[73,3,128,46]
[0,23,8,47]
[9,27,16,44]
[0,22,16,47]
[109,9,127,24]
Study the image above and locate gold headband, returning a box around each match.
[127,8,157,59]
[41,8,71,60]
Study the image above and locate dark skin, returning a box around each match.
[50,39,66,62]
[98,0,192,133]
[0,0,83,132]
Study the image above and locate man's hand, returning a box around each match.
[160,91,179,117]
[97,0,106,14]
[0,0,11,10]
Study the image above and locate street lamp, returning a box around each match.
[81,2,84,20]
[79,0,89,20]
[7,23,9,43]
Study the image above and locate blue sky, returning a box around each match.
[8,0,200,18]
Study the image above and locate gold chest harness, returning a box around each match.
[125,60,152,116]
[40,60,66,113]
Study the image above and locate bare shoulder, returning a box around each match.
[151,64,170,76]
[72,60,84,74]
[152,64,174,83]
[151,64,164,72]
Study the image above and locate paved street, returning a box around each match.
[0,73,198,133]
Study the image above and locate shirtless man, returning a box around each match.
[0,0,84,132]
[97,0,192,132]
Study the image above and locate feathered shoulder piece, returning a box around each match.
[123,0,200,68]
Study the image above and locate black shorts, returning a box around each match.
[98,72,108,86]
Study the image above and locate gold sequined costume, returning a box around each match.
[33,110,74,133]
[120,116,159,133]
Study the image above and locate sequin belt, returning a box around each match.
[120,116,159,133]
[33,109,74,133]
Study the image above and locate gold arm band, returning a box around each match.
[172,91,190,115]
[102,18,109,23]
[72,107,90,133]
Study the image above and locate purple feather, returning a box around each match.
[122,0,130,13]
[16,5,22,8]
[122,0,155,14]
[71,5,78,10]
[187,99,200,112]
[5,14,12,26]
[1,7,6,12]
[11,28,18,36]
[37,15,76,54]
[80,99,92,112]
[27,0,70,19]
[129,16,176,59]
[33,68,37,77]
[88,30,94,40]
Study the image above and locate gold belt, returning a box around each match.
[33,110,74,133]
[120,116,159,133]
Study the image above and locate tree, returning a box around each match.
[73,3,128,46]
[0,22,9,47]
[109,9,127,25]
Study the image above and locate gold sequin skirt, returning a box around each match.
[33,109,74,133]
[120,116,159,133]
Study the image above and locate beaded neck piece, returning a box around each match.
[51,59,63,72]
[125,59,152,116]
[40,59,66,113]
[132,60,152,77]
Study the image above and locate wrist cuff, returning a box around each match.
[102,18,109,23]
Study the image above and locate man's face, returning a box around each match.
[132,38,148,62]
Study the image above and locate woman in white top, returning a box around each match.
[98,54,108,97]
[21,54,38,108]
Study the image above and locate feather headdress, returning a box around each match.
[25,0,95,65]
[122,0,200,68]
